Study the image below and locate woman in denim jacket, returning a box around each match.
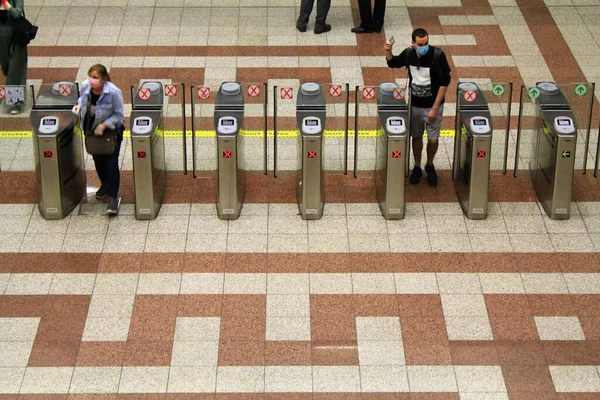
[73,64,125,215]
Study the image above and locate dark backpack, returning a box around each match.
[404,46,443,77]
[11,10,38,46]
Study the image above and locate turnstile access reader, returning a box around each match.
[214,82,245,220]
[375,82,409,220]
[453,82,493,220]
[30,82,85,220]
[296,82,326,220]
[530,82,577,220]
[130,81,166,220]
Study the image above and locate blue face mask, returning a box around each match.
[416,44,430,55]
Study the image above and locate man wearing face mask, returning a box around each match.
[73,64,125,215]
[385,28,451,186]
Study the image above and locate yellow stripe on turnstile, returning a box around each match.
[0,129,456,139]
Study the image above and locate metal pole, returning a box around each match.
[595,116,600,177]
[503,82,513,175]
[273,85,278,178]
[452,84,460,180]
[344,83,349,176]
[514,85,525,177]
[263,82,268,176]
[181,83,187,175]
[190,85,197,178]
[130,86,135,106]
[406,86,411,178]
[582,82,595,175]
[353,86,359,178]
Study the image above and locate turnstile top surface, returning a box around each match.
[458,82,489,110]
[132,81,164,109]
[33,82,79,110]
[536,81,571,110]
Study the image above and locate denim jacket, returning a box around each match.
[77,79,125,131]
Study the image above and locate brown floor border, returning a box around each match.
[0,252,598,274]
[2,169,600,205]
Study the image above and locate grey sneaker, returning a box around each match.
[106,196,120,215]
[95,183,108,199]
[9,103,22,115]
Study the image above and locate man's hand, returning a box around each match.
[427,107,438,123]
[94,123,106,136]
[384,40,393,60]
[72,104,81,115]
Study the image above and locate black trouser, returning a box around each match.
[357,0,386,30]
[92,133,122,198]
[297,0,331,30]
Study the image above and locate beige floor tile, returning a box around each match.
[20,367,74,394]
[535,316,585,340]
[174,317,221,341]
[5,274,53,295]
[167,366,217,393]
[407,366,458,392]
[69,366,121,393]
[216,366,265,393]
[266,317,311,341]
[360,365,409,392]
[313,366,361,392]
[357,340,405,366]
[118,366,169,393]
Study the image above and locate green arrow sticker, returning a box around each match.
[492,84,505,96]
[575,84,587,96]
[528,87,540,99]
[562,151,571,158]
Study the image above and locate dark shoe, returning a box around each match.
[95,183,108,200]
[373,27,382,33]
[296,24,307,33]
[106,196,120,215]
[351,26,373,33]
[314,24,331,34]
[425,164,438,186]
[409,166,422,184]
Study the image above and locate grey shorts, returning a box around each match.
[410,105,444,141]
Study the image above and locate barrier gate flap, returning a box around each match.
[515,82,595,177]
[191,82,267,179]
[354,83,410,179]
[455,81,513,176]
[273,82,349,179]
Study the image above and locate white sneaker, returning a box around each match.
[106,196,120,215]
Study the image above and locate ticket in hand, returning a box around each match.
[389,36,395,45]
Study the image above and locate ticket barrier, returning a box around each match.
[296,83,326,220]
[30,82,85,220]
[375,82,409,220]
[453,82,493,220]
[130,81,166,220]
[214,82,245,220]
[529,82,577,220]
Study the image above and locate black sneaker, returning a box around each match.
[409,166,422,184]
[425,164,438,185]
[106,196,120,215]
[95,183,108,199]
[296,24,307,33]
[314,24,331,34]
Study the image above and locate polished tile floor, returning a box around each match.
[1,0,600,398]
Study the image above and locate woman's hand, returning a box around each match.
[0,0,10,11]
[72,104,81,115]
[94,123,106,136]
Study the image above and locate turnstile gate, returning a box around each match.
[453,82,493,220]
[530,82,577,220]
[375,82,409,220]
[296,82,326,220]
[30,82,85,220]
[130,81,166,220]
[214,82,245,220]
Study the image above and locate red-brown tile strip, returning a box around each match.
[3,170,599,204]
[2,252,600,273]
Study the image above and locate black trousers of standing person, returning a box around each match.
[92,133,122,198]
[358,0,386,31]
[297,0,331,31]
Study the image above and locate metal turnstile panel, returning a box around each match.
[217,134,245,219]
[131,110,166,220]
[31,111,85,220]
[299,135,324,219]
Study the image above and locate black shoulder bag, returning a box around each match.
[83,94,119,156]
[11,9,38,46]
